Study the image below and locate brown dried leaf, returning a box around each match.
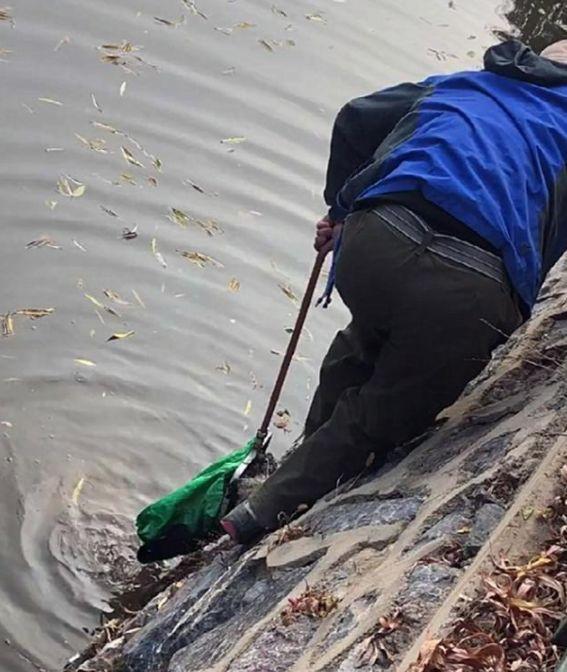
[179,250,224,268]
[15,308,54,319]
[1,313,14,336]
[228,278,240,293]
[279,283,298,303]
[120,146,144,168]
[216,361,231,375]
[168,207,190,227]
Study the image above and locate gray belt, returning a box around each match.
[371,204,507,287]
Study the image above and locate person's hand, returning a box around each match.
[314,215,343,253]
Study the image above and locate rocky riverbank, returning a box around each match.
[66,262,567,672]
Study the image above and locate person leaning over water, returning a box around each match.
[221,38,567,543]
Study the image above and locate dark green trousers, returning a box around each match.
[250,207,523,528]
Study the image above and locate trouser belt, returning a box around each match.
[371,204,507,287]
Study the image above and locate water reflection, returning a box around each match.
[503,0,566,50]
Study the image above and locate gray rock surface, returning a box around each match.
[308,497,423,535]
[466,503,506,552]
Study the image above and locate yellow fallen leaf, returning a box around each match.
[107,330,135,342]
[220,136,246,144]
[45,199,58,210]
[1,313,14,337]
[74,358,96,367]
[84,293,105,309]
[244,400,252,416]
[38,97,63,106]
[57,176,86,198]
[279,283,298,303]
[72,477,85,505]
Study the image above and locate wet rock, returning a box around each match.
[400,563,460,604]
[460,434,513,478]
[165,563,313,672]
[308,497,423,536]
[466,503,506,552]
[226,618,319,672]
[420,512,471,543]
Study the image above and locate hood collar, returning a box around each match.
[484,39,567,86]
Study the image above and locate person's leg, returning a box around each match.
[247,210,522,530]
[303,322,379,439]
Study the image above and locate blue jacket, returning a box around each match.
[325,41,567,310]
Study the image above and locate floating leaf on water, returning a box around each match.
[154,15,185,27]
[15,308,54,319]
[216,361,231,375]
[71,476,86,505]
[279,283,298,303]
[26,235,61,250]
[73,239,87,252]
[119,81,127,96]
[100,205,118,217]
[91,92,103,112]
[235,21,255,29]
[120,146,144,168]
[54,35,70,51]
[259,39,275,52]
[45,199,58,210]
[185,179,206,194]
[151,238,167,268]
[0,420,13,428]
[221,66,236,75]
[121,225,138,240]
[147,176,158,187]
[75,133,107,153]
[179,250,224,268]
[215,26,233,36]
[0,7,14,24]
[119,172,136,185]
[92,121,119,134]
[180,0,207,19]
[228,278,240,293]
[57,176,86,198]
[272,5,288,17]
[38,96,63,106]
[1,313,14,336]
[107,330,135,342]
[274,409,291,431]
[220,136,246,145]
[132,289,145,308]
[244,400,252,416]
[305,13,327,23]
[21,103,34,114]
[74,359,96,368]
[84,293,105,309]
[168,207,190,227]
[152,157,163,172]
[44,147,64,152]
[103,289,129,306]
[199,218,223,236]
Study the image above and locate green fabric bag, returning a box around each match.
[136,439,255,544]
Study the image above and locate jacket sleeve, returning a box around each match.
[324,82,429,220]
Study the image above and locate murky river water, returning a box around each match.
[0,1,564,670]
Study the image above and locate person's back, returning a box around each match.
[329,40,567,310]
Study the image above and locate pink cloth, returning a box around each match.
[541,40,567,65]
